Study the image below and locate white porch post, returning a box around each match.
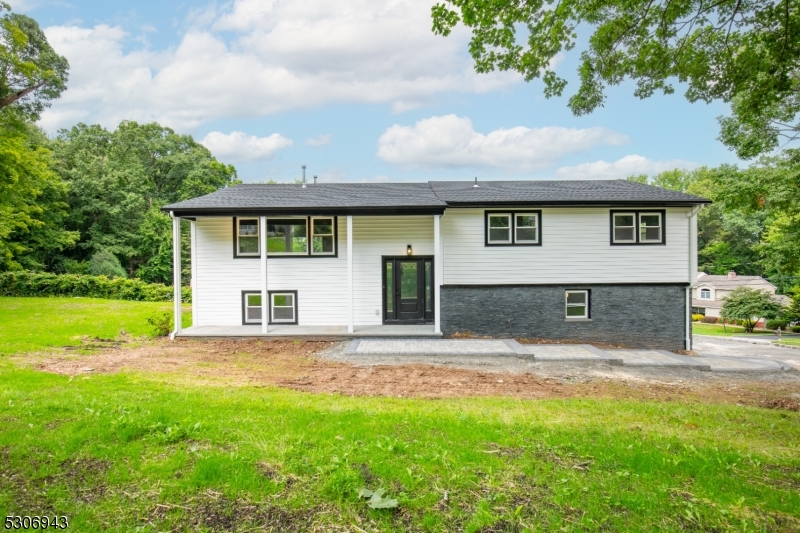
[347,215,354,333]
[434,214,442,334]
[170,212,182,339]
[190,220,197,326]
[260,215,268,334]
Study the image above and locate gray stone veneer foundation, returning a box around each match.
[441,284,689,350]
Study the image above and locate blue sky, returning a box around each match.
[18,0,741,183]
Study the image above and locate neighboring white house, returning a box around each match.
[692,271,789,325]
[163,180,710,349]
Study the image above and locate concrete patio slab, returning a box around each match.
[353,339,515,356]
[608,350,712,371]
[696,356,792,372]
[522,344,624,365]
[178,324,442,338]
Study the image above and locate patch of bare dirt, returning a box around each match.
[17,339,800,410]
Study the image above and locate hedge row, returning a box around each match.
[0,271,191,302]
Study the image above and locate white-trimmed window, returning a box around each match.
[699,288,711,300]
[270,292,297,324]
[237,218,260,256]
[487,214,512,243]
[242,292,263,324]
[311,217,335,255]
[565,290,589,319]
[515,214,538,243]
[611,211,666,245]
[612,213,636,243]
[639,213,662,243]
[486,211,541,246]
[267,219,308,255]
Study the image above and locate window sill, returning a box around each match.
[565,318,592,322]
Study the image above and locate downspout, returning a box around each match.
[685,205,703,350]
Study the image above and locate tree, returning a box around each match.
[87,249,127,278]
[0,2,69,120]
[0,109,77,271]
[432,0,800,158]
[50,120,239,282]
[720,287,783,332]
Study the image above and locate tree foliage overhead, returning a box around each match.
[432,0,800,158]
[0,2,69,120]
[51,121,239,282]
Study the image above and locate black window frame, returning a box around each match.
[484,210,542,247]
[565,289,591,320]
[233,216,338,258]
[609,210,666,246]
[269,290,299,325]
[241,290,265,325]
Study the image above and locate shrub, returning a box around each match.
[147,312,173,337]
[701,316,718,324]
[691,314,705,322]
[0,271,190,302]
[88,250,128,278]
[792,325,800,334]
[766,318,789,330]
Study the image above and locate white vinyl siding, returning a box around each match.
[352,216,434,325]
[193,215,433,327]
[442,208,691,284]
[194,217,348,326]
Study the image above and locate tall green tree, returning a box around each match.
[0,2,69,119]
[51,121,239,282]
[0,110,77,271]
[432,0,800,158]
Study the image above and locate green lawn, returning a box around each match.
[0,297,798,531]
[692,322,774,337]
[775,337,800,346]
[0,297,191,355]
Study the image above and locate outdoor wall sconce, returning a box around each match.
[407,244,412,255]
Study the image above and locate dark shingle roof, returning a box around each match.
[163,183,447,216]
[429,180,710,205]
[162,180,709,215]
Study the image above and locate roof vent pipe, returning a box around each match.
[313,175,317,185]
[473,176,479,188]
[301,165,306,188]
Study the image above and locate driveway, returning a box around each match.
[693,335,800,370]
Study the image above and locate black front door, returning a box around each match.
[383,257,433,323]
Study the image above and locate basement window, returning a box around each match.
[565,290,589,319]
[270,291,297,324]
[242,292,263,324]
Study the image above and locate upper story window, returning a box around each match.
[485,211,541,246]
[234,217,337,258]
[699,288,711,300]
[610,210,665,245]
[236,218,260,256]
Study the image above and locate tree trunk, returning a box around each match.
[0,82,47,109]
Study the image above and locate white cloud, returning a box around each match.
[376,114,629,171]
[39,0,521,131]
[555,155,699,180]
[200,131,293,162]
[306,134,332,147]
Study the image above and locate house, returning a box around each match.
[692,271,789,325]
[162,180,710,350]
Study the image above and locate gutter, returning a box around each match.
[685,204,704,350]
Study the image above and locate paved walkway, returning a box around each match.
[347,338,793,373]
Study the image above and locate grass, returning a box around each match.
[775,337,800,346]
[0,297,798,531]
[0,297,191,355]
[692,323,775,337]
